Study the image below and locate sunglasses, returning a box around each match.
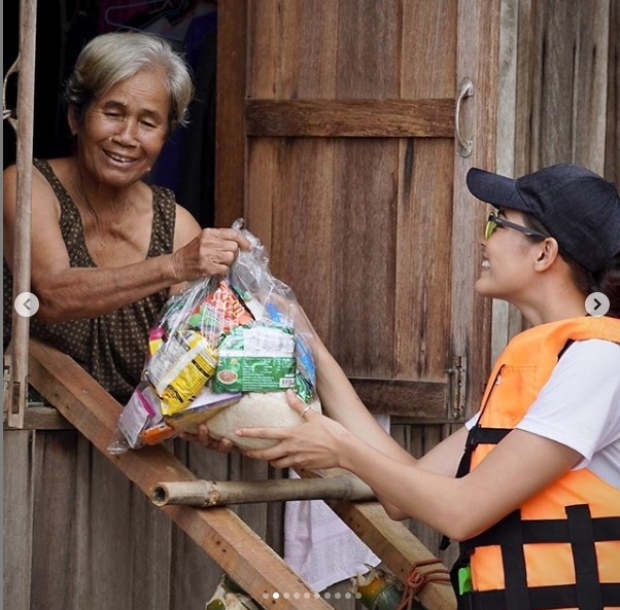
[484,213,549,241]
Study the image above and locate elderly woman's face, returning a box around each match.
[70,68,170,188]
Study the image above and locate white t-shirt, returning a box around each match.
[467,339,620,488]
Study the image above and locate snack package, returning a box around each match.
[205,575,261,610]
[212,322,297,394]
[108,219,320,454]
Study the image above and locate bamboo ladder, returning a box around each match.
[4,2,456,608]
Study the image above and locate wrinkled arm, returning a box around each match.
[3,165,249,322]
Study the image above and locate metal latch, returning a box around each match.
[447,355,467,419]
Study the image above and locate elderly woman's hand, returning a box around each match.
[177,423,236,453]
[235,390,353,471]
[171,227,252,281]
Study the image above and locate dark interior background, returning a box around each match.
[4,0,218,228]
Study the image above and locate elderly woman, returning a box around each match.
[3,32,249,403]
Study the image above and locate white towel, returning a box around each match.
[283,415,390,591]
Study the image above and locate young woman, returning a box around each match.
[235,163,620,609]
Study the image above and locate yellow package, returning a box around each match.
[146,330,218,415]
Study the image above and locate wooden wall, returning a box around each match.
[608,0,620,185]
[3,424,286,610]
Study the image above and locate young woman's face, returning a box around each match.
[475,209,545,302]
[70,69,170,189]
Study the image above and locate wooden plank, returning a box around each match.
[396,1,456,404]
[3,430,33,610]
[273,0,340,100]
[334,0,401,97]
[568,0,609,172]
[514,0,536,174]
[407,426,449,556]
[247,1,339,340]
[330,502,456,610]
[244,1,278,254]
[121,468,173,609]
[329,138,398,378]
[606,0,619,184]
[246,99,455,137]
[539,1,581,163]
[7,0,38,428]
[327,0,401,384]
[29,431,172,610]
[401,0,457,99]
[214,0,248,228]
[491,0,522,361]
[88,437,173,609]
[393,139,454,391]
[516,0,610,172]
[27,339,331,610]
[30,430,79,610]
[266,138,336,342]
[3,405,73,430]
[350,378,448,418]
[451,0,499,418]
[299,468,456,610]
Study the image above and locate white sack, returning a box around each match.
[208,391,322,450]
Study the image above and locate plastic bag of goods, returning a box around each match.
[109,219,320,454]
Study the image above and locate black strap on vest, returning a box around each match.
[457,503,620,609]
[470,512,620,546]
[439,424,511,551]
[567,504,605,610]
[498,511,529,610]
[468,584,620,610]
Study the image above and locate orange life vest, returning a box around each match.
[453,316,620,610]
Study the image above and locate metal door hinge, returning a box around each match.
[446,355,467,420]
[3,354,11,419]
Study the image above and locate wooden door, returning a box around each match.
[215,0,500,422]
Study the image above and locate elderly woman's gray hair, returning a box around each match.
[65,31,194,135]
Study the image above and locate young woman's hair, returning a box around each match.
[523,213,620,318]
[596,253,620,318]
[64,32,194,135]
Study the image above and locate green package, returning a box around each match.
[212,323,296,393]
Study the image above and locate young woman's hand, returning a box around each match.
[235,390,355,471]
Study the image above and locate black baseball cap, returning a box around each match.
[467,163,620,273]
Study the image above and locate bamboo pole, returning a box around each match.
[151,476,376,507]
[7,0,38,429]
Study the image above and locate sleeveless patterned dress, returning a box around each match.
[3,159,177,403]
